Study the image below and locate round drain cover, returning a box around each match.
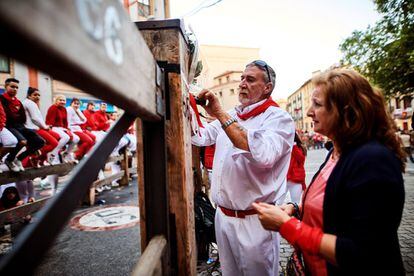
[70,205,139,231]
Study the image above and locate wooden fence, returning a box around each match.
[0,1,196,275]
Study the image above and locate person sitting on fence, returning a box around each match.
[0,101,18,173]
[67,98,95,160]
[82,102,97,130]
[192,60,295,275]
[91,102,110,143]
[0,78,45,172]
[23,87,61,166]
[46,95,79,163]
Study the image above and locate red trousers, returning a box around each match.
[37,129,60,160]
[74,131,95,160]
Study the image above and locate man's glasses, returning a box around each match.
[252,60,272,84]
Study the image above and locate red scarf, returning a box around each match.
[237,97,279,120]
[189,94,204,127]
[2,92,22,113]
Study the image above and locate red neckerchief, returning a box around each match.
[237,98,279,120]
[189,94,204,127]
[2,92,22,113]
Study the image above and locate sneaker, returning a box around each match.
[104,184,111,191]
[96,186,104,193]
[111,181,119,187]
[28,157,41,169]
[14,159,25,171]
[47,153,59,165]
[39,179,52,190]
[5,160,20,172]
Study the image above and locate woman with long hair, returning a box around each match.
[253,69,405,275]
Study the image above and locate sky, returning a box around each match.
[169,0,382,99]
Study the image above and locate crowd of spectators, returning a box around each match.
[0,77,136,207]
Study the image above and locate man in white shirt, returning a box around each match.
[192,60,294,276]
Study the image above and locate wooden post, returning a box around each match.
[137,19,196,275]
[120,147,130,186]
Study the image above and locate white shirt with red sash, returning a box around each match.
[192,98,294,276]
[192,98,294,210]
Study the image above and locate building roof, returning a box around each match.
[214,70,243,79]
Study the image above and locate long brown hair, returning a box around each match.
[312,69,406,171]
[295,132,307,156]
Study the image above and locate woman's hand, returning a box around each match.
[252,202,291,231]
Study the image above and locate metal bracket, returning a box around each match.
[156,61,181,120]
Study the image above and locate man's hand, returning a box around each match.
[198,89,226,119]
[252,202,291,231]
[279,203,296,216]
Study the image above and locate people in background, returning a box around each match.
[91,102,110,142]
[282,132,307,204]
[46,94,79,163]
[23,87,60,166]
[67,98,95,160]
[0,100,18,173]
[0,78,45,171]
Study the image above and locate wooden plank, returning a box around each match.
[0,163,74,185]
[136,119,148,249]
[120,148,130,186]
[0,0,160,120]
[139,22,196,275]
[92,171,124,189]
[131,235,166,276]
[0,197,51,226]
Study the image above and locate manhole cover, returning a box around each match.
[70,205,139,231]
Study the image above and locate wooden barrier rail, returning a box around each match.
[132,235,167,276]
[0,152,134,226]
[0,0,196,274]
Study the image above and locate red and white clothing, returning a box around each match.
[192,98,295,276]
[0,102,17,148]
[22,98,60,162]
[67,106,95,159]
[302,156,337,276]
[46,105,79,159]
[284,144,306,203]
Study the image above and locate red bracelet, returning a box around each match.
[280,217,323,254]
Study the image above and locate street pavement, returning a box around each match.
[279,148,414,275]
[0,148,413,275]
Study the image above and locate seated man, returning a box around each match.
[0,101,18,173]
[0,78,45,172]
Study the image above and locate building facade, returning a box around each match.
[286,78,314,132]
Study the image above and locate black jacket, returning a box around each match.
[305,141,405,275]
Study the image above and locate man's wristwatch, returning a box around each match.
[221,117,237,130]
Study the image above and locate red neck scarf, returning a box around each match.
[237,97,279,120]
[2,92,22,113]
[189,94,204,127]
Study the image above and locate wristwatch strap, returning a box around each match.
[221,117,237,130]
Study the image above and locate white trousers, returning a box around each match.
[0,128,18,147]
[215,208,280,276]
[286,181,303,204]
[52,127,79,154]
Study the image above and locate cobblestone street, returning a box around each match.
[279,149,414,275]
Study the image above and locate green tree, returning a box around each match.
[340,0,414,97]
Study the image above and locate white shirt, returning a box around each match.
[23,98,48,130]
[192,99,295,210]
[67,106,87,132]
